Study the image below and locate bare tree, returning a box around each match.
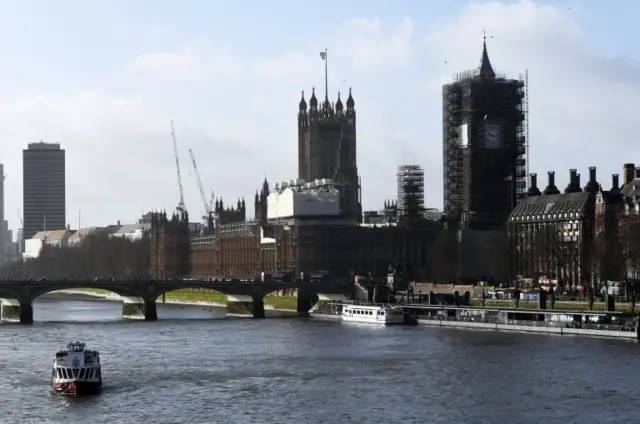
[0,233,150,281]
[536,224,580,294]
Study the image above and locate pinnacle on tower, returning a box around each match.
[477,34,496,79]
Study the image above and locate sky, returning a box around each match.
[1,0,639,237]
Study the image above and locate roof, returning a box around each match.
[31,229,71,241]
[619,178,640,198]
[69,227,102,240]
[114,224,146,234]
[509,192,593,223]
[477,39,496,79]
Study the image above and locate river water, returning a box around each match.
[0,294,638,424]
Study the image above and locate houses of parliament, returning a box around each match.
[150,40,523,283]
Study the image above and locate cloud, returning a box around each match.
[333,18,416,71]
[422,0,640,193]
[0,17,417,234]
[1,2,638,236]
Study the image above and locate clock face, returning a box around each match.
[484,125,501,148]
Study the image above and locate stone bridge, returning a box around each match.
[0,280,354,324]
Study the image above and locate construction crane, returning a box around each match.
[208,191,215,214]
[188,148,212,221]
[170,120,186,213]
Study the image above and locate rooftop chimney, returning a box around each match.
[584,166,599,193]
[624,163,635,185]
[612,174,619,191]
[565,169,579,193]
[526,173,542,197]
[543,171,560,195]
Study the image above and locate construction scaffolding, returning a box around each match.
[441,44,527,227]
[397,165,425,218]
[442,82,463,216]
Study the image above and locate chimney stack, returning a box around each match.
[584,166,599,193]
[543,171,560,195]
[576,173,581,190]
[527,173,541,197]
[636,167,640,179]
[565,169,578,193]
[624,163,635,185]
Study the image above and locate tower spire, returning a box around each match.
[478,28,496,79]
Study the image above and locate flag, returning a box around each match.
[319,51,326,60]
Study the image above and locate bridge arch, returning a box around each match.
[27,285,147,304]
[153,284,237,305]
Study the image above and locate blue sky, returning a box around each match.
[0,0,639,236]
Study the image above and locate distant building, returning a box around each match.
[67,227,111,247]
[17,228,24,256]
[267,179,340,220]
[1,221,19,265]
[298,88,361,222]
[396,165,425,218]
[23,142,66,240]
[23,229,72,260]
[443,37,527,228]
[109,223,150,241]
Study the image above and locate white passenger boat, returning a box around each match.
[51,342,102,395]
[341,304,405,325]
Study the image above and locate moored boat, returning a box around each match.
[51,342,102,395]
[341,304,405,325]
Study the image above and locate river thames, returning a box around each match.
[0,294,638,424]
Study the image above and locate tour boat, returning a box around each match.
[51,342,102,395]
[341,304,405,325]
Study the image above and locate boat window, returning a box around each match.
[79,368,86,379]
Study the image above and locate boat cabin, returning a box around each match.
[68,342,86,352]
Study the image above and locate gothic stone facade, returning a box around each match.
[151,212,441,282]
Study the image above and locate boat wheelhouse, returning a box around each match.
[51,342,102,395]
[341,304,405,325]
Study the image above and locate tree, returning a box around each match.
[536,224,580,293]
[0,233,150,281]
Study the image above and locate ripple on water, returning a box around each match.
[0,298,639,424]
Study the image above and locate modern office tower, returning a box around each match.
[397,165,425,218]
[23,142,66,240]
[442,37,528,228]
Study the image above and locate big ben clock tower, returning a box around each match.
[442,36,527,229]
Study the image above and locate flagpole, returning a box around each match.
[324,48,328,100]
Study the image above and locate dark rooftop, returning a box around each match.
[619,178,640,198]
[509,192,592,223]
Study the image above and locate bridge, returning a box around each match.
[0,280,354,324]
